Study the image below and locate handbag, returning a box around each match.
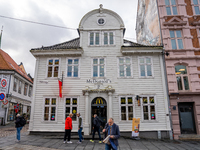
[103,135,110,143]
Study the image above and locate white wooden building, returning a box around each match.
[29,5,171,139]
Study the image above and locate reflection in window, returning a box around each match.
[47,59,59,77]
[92,58,105,77]
[65,97,78,121]
[67,58,79,77]
[44,98,57,121]
[142,96,156,120]
[119,57,132,77]
[139,57,152,77]
[175,65,189,91]
[120,96,134,121]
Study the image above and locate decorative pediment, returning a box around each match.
[163,17,187,26]
[191,20,200,26]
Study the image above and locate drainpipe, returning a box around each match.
[156,0,173,140]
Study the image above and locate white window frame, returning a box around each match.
[102,31,115,46]
[140,95,157,121]
[43,97,58,122]
[88,31,101,46]
[138,56,154,78]
[165,0,178,15]
[18,80,22,94]
[24,83,28,96]
[169,30,184,50]
[119,96,135,121]
[63,96,79,122]
[46,58,60,78]
[28,85,32,97]
[91,57,106,78]
[192,0,200,15]
[66,58,80,78]
[13,77,18,92]
[118,57,133,78]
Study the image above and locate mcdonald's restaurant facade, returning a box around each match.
[29,6,171,139]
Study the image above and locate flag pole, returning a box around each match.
[0,26,3,49]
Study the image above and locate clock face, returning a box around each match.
[98,18,105,25]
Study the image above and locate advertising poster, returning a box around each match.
[132,118,140,137]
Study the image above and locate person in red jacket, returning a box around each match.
[63,113,73,143]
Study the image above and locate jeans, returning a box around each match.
[16,127,23,141]
[64,129,71,141]
[92,127,101,141]
[78,128,84,142]
[105,144,113,150]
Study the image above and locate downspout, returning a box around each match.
[156,0,173,140]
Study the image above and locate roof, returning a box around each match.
[0,49,33,83]
[31,38,81,50]
[123,39,163,48]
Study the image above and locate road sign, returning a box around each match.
[1,79,7,87]
[2,99,8,105]
[0,93,5,101]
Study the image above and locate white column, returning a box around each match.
[84,92,89,135]
[108,92,112,118]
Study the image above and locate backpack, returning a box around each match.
[20,117,26,126]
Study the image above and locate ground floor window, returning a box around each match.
[120,96,134,121]
[44,98,57,121]
[65,97,78,121]
[141,96,156,120]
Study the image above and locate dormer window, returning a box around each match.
[89,32,100,45]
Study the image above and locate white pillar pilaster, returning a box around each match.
[84,92,89,135]
[108,92,112,118]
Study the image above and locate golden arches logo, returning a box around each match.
[96,98,103,104]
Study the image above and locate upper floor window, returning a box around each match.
[28,85,32,97]
[170,30,183,49]
[118,57,132,77]
[47,59,59,78]
[120,96,134,121]
[24,83,28,96]
[104,32,114,45]
[165,0,178,15]
[92,58,105,77]
[141,96,156,121]
[193,0,200,14]
[67,58,79,77]
[175,65,189,91]
[13,78,18,92]
[44,98,57,121]
[139,57,153,77]
[65,97,78,121]
[89,32,100,46]
[18,80,22,94]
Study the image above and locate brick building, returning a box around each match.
[136,0,200,139]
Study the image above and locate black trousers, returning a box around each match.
[92,127,101,141]
[64,129,71,141]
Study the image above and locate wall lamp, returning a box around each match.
[161,51,169,56]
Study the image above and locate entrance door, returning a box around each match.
[178,103,196,134]
[91,97,107,132]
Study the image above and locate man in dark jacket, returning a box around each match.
[15,114,23,142]
[103,118,120,150]
[90,114,103,143]
[63,113,73,143]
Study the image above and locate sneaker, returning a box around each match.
[82,139,84,141]
[63,141,66,144]
[16,140,20,142]
[99,141,102,144]
[90,140,94,143]
[77,141,82,144]
[67,141,73,143]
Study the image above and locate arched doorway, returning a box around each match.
[91,97,107,132]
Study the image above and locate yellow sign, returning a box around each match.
[132,118,140,137]
[73,109,76,114]
[96,98,103,104]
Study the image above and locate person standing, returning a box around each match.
[103,118,120,150]
[63,113,73,144]
[15,114,23,142]
[76,113,84,144]
[90,114,103,143]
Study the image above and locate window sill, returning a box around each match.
[117,77,134,79]
[45,77,59,80]
[65,77,80,79]
[91,77,107,79]
[139,76,154,79]
[141,120,158,123]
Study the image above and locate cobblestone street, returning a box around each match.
[1,124,200,150]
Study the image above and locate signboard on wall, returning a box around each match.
[0,75,10,97]
[132,118,140,138]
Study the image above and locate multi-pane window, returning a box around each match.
[47,59,59,77]
[141,96,156,120]
[92,58,105,77]
[13,78,18,92]
[175,65,189,90]
[44,98,57,121]
[193,0,200,15]
[170,30,184,49]
[28,86,32,97]
[18,80,22,94]
[89,32,100,45]
[165,0,178,15]
[65,97,78,121]
[104,32,114,45]
[119,57,132,77]
[139,57,153,77]
[120,97,134,121]
[24,83,28,96]
[67,58,79,77]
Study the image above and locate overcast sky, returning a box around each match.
[0,0,138,77]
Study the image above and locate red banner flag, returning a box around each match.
[58,80,62,98]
